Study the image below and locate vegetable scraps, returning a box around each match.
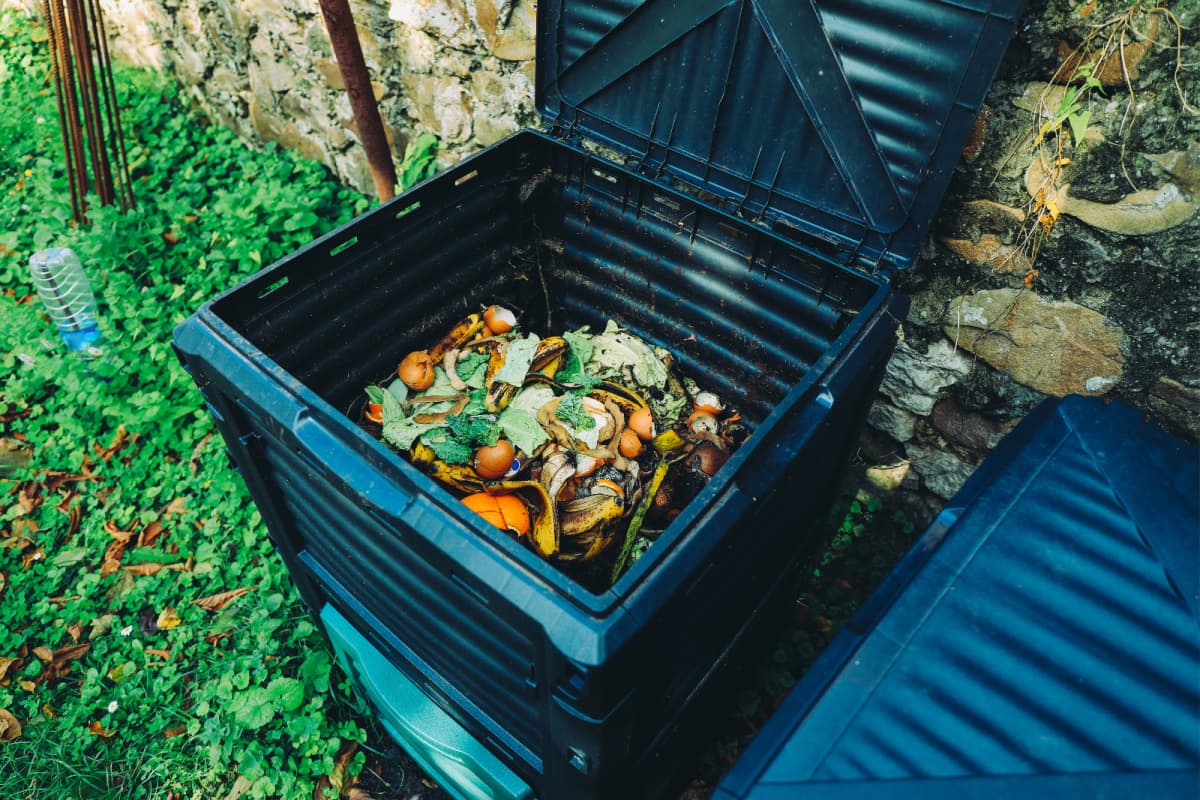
[361,306,746,587]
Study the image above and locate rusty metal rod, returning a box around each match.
[47,0,89,221]
[88,0,133,209]
[69,0,115,206]
[83,0,130,209]
[317,0,396,202]
[43,0,82,222]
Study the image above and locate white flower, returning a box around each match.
[106,700,118,714]
[120,625,133,636]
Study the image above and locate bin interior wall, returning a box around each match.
[212,134,875,427]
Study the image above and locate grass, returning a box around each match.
[0,9,376,798]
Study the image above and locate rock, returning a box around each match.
[316,58,345,90]
[865,461,911,492]
[473,0,537,62]
[944,289,1125,397]
[1064,183,1198,236]
[905,444,975,500]
[1013,82,1068,117]
[1025,147,1199,236]
[880,340,973,416]
[867,401,918,443]
[1055,14,1158,88]
[1148,377,1200,442]
[961,104,994,162]
[389,0,477,51]
[941,234,1032,275]
[930,397,1018,453]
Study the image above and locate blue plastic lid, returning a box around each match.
[537,0,1024,269]
[714,395,1200,799]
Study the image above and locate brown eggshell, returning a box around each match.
[618,428,643,458]
[397,351,436,390]
[474,440,515,480]
[627,406,655,441]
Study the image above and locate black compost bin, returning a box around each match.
[714,395,1200,800]
[173,2,1021,798]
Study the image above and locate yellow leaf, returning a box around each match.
[1045,197,1060,221]
[156,607,182,630]
[1055,158,1072,166]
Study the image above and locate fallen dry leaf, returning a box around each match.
[43,471,96,493]
[346,789,374,800]
[204,631,232,647]
[95,424,135,463]
[41,703,56,718]
[163,725,186,738]
[67,622,84,643]
[0,707,21,741]
[20,545,44,569]
[138,520,164,548]
[163,496,188,517]
[87,720,116,739]
[0,657,21,684]
[0,571,6,599]
[146,648,171,661]
[123,563,165,577]
[103,520,136,544]
[51,643,91,664]
[32,647,53,663]
[18,680,36,693]
[156,608,182,630]
[193,587,252,613]
[14,481,42,516]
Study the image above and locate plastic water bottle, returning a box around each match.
[29,248,105,356]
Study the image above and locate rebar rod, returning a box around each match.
[88,0,133,209]
[41,0,134,222]
[318,0,397,202]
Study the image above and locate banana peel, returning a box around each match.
[485,336,569,413]
[411,442,486,495]
[492,480,558,557]
[428,313,486,362]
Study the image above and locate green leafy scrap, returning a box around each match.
[421,432,473,465]
[559,329,601,390]
[497,406,549,455]
[493,334,541,386]
[446,413,500,448]
[455,351,490,388]
[555,392,595,431]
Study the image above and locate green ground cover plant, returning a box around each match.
[0,10,376,798]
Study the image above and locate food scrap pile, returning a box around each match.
[361,305,747,585]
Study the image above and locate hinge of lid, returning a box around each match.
[549,107,582,143]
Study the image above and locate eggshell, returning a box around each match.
[483,305,517,335]
[627,406,655,441]
[397,351,436,390]
[474,440,515,480]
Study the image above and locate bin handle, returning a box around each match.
[294,415,417,521]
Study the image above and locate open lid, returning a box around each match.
[537,0,1024,270]
[712,395,1200,799]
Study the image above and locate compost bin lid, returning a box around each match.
[711,395,1200,800]
[537,0,1023,270]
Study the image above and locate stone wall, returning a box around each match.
[854,0,1199,524]
[94,0,539,193]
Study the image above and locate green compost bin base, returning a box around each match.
[321,604,534,800]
